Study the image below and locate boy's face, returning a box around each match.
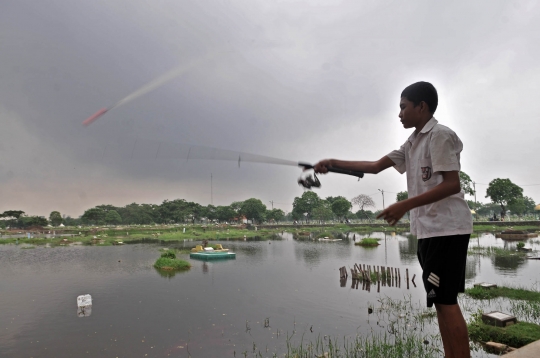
[399,97,422,129]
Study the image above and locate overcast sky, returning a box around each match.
[1,0,540,217]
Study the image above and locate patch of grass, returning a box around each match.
[160,251,176,259]
[468,311,540,348]
[465,286,540,301]
[153,257,191,270]
[472,224,540,231]
[467,246,527,257]
[510,300,540,325]
[355,238,381,246]
[285,332,441,358]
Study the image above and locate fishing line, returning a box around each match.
[82,52,220,126]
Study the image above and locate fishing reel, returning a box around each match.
[298,170,321,189]
[297,162,365,189]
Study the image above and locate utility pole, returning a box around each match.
[210,173,213,205]
[473,181,477,221]
[269,200,274,210]
[378,189,385,209]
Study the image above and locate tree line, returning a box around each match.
[0,172,537,228]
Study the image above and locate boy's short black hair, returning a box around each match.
[401,82,438,114]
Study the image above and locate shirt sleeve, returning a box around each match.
[386,142,407,174]
[429,130,462,173]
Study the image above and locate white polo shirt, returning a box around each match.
[386,117,473,239]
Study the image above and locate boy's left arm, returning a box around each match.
[377,171,461,226]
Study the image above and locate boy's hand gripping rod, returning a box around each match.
[297,162,364,189]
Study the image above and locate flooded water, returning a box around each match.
[0,231,538,357]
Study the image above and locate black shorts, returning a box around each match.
[417,234,470,307]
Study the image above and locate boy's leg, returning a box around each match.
[435,303,470,358]
[417,234,470,357]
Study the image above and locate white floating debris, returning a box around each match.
[77,294,92,306]
[474,282,497,289]
[77,294,92,318]
[77,305,92,317]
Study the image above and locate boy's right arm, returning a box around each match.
[313,156,396,175]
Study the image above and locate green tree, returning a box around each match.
[311,203,334,222]
[396,191,410,219]
[523,196,537,215]
[240,198,267,224]
[266,208,285,222]
[292,191,321,221]
[104,210,122,225]
[507,196,536,217]
[230,201,244,214]
[466,200,479,210]
[17,216,48,228]
[215,205,236,222]
[396,191,408,202]
[204,205,218,221]
[331,197,352,221]
[508,198,526,217]
[356,209,375,220]
[81,208,106,225]
[459,171,475,196]
[1,210,25,219]
[485,178,523,218]
[49,211,63,226]
[475,202,500,217]
[64,216,82,226]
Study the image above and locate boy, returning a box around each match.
[314,81,472,358]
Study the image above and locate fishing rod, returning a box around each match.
[81,57,364,188]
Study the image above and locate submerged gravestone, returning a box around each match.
[482,311,517,327]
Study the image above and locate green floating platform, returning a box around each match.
[190,251,236,260]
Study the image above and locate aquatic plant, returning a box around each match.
[467,246,527,257]
[510,300,540,325]
[355,238,380,246]
[160,251,176,259]
[154,257,191,270]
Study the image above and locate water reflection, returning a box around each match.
[153,267,189,278]
[465,256,477,280]
[491,254,527,272]
[398,234,418,264]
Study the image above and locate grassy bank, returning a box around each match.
[2,222,538,247]
[468,311,540,348]
[467,246,529,257]
[465,286,540,301]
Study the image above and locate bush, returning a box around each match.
[355,238,381,246]
[154,257,190,270]
[160,251,176,259]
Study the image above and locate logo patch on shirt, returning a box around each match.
[421,166,432,182]
[427,289,437,298]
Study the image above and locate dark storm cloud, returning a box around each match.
[1,0,540,215]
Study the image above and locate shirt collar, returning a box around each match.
[420,117,437,133]
[408,117,437,143]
